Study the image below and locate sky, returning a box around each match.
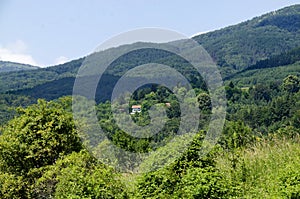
[0,0,299,67]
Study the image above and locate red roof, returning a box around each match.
[132,105,141,109]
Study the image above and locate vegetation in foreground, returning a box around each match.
[0,73,298,198]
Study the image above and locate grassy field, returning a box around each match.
[216,135,300,198]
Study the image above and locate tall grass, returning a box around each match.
[216,136,300,198]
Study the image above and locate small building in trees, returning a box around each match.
[131,105,141,114]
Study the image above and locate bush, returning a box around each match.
[0,172,25,199]
[34,150,128,199]
[174,167,229,199]
[0,99,83,175]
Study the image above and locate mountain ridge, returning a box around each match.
[0,61,39,73]
[0,4,299,98]
[193,4,300,69]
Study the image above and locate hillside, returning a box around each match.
[0,61,39,73]
[227,61,300,87]
[244,46,300,71]
[0,4,299,98]
[224,46,300,85]
[0,58,83,93]
[193,4,300,71]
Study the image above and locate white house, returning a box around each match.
[131,105,141,114]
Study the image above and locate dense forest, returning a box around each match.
[0,4,299,199]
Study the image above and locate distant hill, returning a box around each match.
[0,58,83,93]
[0,4,299,101]
[193,4,300,71]
[0,61,39,73]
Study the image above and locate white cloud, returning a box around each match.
[0,40,39,66]
[54,56,69,65]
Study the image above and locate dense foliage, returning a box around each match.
[194,4,300,71]
[0,72,299,198]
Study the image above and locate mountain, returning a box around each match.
[0,61,39,73]
[193,4,300,72]
[0,58,83,93]
[0,4,299,101]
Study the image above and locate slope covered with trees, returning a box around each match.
[194,4,300,71]
[0,61,39,73]
[0,58,83,93]
[0,5,299,97]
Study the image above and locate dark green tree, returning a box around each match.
[282,75,300,93]
[197,92,212,112]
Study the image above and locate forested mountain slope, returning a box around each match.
[0,61,38,73]
[193,4,300,71]
[0,5,299,95]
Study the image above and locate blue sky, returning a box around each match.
[0,0,299,67]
